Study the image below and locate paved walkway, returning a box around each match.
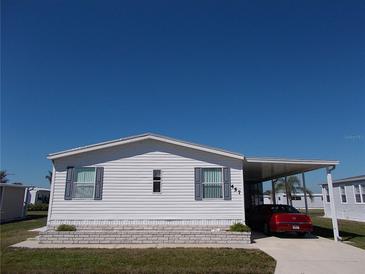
[252,233,365,274]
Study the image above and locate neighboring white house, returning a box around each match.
[46,133,339,229]
[0,184,28,223]
[264,193,324,209]
[28,187,50,204]
[321,175,365,222]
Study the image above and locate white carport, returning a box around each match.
[243,157,340,241]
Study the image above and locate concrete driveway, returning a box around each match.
[253,233,365,274]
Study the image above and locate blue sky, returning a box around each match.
[1,0,364,191]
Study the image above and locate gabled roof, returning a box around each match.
[47,133,245,160]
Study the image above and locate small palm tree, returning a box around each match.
[45,170,53,185]
[275,175,313,205]
[0,170,9,184]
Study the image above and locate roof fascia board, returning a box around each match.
[246,157,339,166]
[321,176,365,185]
[48,134,244,160]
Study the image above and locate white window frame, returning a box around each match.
[202,167,224,200]
[361,184,365,203]
[354,184,365,204]
[339,185,347,204]
[152,169,162,194]
[72,167,96,200]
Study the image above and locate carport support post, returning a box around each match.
[271,179,277,204]
[284,176,290,205]
[301,173,309,215]
[326,166,340,242]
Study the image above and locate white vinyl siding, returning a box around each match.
[323,181,365,222]
[48,140,244,225]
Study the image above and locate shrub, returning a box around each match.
[27,203,49,211]
[56,224,76,231]
[229,222,251,232]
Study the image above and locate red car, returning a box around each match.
[247,204,313,237]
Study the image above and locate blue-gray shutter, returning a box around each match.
[64,167,74,200]
[194,168,203,200]
[223,167,231,200]
[94,167,104,200]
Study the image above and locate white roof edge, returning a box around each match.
[47,133,245,160]
[321,175,365,185]
[245,157,339,165]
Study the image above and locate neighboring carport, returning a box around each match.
[243,157,340,241]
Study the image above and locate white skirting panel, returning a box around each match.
[48,219,243,227]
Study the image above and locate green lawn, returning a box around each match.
[304,209,365,250]
[1,212,276,274]
[1,211,48,251]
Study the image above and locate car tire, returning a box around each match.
[263,223,271,235]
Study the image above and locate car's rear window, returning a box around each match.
[270,205,300,213]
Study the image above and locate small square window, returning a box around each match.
[153,170,161,193]
[354,185,361,203]
[340,186,347,203]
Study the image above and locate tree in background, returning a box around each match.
[45,170,53,185]
[275,175,313,206]
[0,170,9,184]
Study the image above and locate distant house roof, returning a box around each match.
[30,187,50,192]
[47,133,245,160]
[321,175,365,186]
[0,184,28,189]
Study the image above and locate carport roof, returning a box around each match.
[244,157,339,182]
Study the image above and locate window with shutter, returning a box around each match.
[202,168,223,199]
[72,167,96,199]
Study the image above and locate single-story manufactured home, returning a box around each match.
[0,184,28,223]
[42,133,341,244]
[27,187,50,204]
[264,193,324,209]
[321,175,365,222]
